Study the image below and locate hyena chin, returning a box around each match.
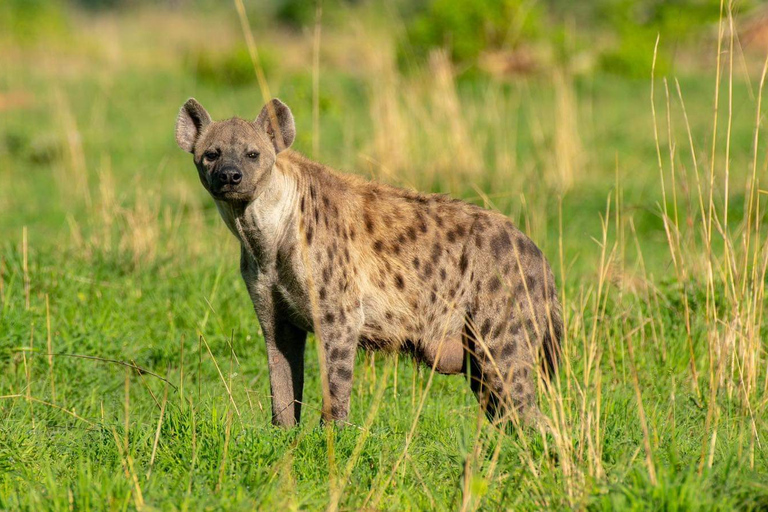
[175,97,562,428]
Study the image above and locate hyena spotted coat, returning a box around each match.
[175,98,562,427]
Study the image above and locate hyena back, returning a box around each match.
[176,97,562,427]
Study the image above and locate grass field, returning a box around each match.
[1,3,768,510]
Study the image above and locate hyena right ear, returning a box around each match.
[175,98,212,153]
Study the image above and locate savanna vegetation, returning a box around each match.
[1,0,768,509]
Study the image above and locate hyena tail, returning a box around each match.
[541,294,563,380]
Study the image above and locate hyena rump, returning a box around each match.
[175,98,562,427]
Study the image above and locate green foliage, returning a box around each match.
[399,0,542,67]
[274,0,359,29]
[68,0,123,10]
[0,0,69,43]
[275,0,317,28]
[595,0,747,77]
[185,46,276,87]
[600,24,671,78]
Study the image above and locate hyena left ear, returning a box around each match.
[255,99,295,154]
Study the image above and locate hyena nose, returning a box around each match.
[219,167,242,185]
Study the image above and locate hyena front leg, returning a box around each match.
[242,249,307,427]
[316,303,361,424]
[263,317,308,427]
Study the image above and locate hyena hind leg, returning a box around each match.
[464,325,545,430]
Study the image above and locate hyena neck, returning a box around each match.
[214,161,300,267]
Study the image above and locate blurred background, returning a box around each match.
[3,0,767,271]
[2,0,767,270]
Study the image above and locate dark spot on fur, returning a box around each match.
[480,319,492,338]
[394,274,405,290]
[459,253,468,274]
[455,224,466,237]
[412,257,420,269]
[416,212,428,233]
[474,235,483,249]
[349,227,356,240]
[385,311,393,320]
[319,287,327,300]
[322,196,330,208]
[488,276,501,293]
[407,226,417,241]
[330,347,350,361]
[430,290,437,303]
[305,227,314,245]
[300,196,306,213]
[314,207,320,224]
[364,213,375,233]
[336,366,353,381]
[331,404,345,418]
[492,323,505,339]
[526,274,537,293]
[430,242,442,264]
[491,230,512,258]
[391,242,401,255]
[516,238,530,258]
[324,312,335,324]
[447,230,456,243]
[373,240,384,252]
[440,268,447,281]
[524,318,535,335]
[501,342,517,358]
[423,262,433,278]
[309,185,316,200]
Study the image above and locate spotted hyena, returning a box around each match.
[175,98,562,428]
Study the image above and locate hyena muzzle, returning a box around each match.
[175,97,562,428]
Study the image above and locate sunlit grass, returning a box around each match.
[1,2,767,510]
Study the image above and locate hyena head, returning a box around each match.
[175,98,295,203]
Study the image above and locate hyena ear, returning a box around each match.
[255,98,295,154]
[175,98,212,153]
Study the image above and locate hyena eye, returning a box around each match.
[203,150,219,162]
[246,151,259,159]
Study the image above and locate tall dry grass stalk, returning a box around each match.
[54,89,91,208]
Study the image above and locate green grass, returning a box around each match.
[1,4,768,510]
